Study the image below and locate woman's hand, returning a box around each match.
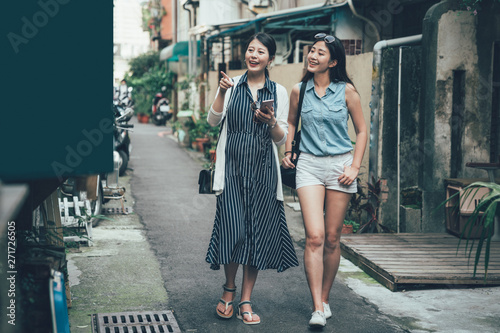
[281,152,297,169]
[219,71,233,94]
[254,104,276,126]
[338,165,359,186]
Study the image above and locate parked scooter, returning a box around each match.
[152,86,173,126]
[112,103,134,176]
[114,86,134,123]
[115,81,134,108]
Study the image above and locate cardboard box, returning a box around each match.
[446,185,490,214]
[445,185,491,239]
[74,175,99,200]
[445,207,485,238]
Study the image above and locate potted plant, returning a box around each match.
[208,141,217,161]
[137,112,149,123]
[342,220,360,234]
[357,177,384,233]
[346,178,367,223]
[195,137,210,152]
[204,141,217,162]
[437,181,500,278]
[187,112,213,152]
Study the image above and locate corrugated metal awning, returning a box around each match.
[159,40,201,62]
[159,41,189,61]
[205,2,348,41]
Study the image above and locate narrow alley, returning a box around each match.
[127,119,405,332]
[67,117,500,333]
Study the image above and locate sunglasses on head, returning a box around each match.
[314,33,335,44]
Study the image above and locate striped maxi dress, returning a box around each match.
[205,73,299,273]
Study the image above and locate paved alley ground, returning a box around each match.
[67,117,500,333]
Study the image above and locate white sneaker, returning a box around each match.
[309,310,326,327]
[323,302,332,319]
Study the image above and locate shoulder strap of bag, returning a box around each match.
[217,78,235,139]
[291,81,307,147]
[211,79,235,165]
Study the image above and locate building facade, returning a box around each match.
[113,0,151,85]
[154,0,500,234]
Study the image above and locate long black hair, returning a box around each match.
[301,33,354,87]
[244,32,277,77]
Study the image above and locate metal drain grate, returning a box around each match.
[101,207,133,215]
[91,311,181,333]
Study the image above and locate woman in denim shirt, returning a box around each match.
[282,33,367,328]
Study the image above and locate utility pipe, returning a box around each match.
[368,34,422,183]
[294,40,313,64]
[397,46,403,233]
[368,35,421,232]
[183,0,200,75]
[182,2,192,28]
[347,0,380,43]
[183,2,193,75]
[172,0,177,43]
[280,31,293,64]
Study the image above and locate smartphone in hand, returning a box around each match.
[260,99,274,113]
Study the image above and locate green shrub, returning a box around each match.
[124,52,175,115]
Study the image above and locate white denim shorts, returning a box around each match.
[295,152,357,193]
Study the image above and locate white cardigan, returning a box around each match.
[207,75,289,201]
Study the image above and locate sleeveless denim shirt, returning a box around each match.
[299,79,353,156]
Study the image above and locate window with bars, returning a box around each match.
[341,39,362,56]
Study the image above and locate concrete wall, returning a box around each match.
[113,0,151,85]
[160,0,173,41]
[198,0,240,26]
[206,52,373,185]
[420,1,499,232]
[435,11,488,178]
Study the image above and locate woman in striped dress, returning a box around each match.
[205,33,299,325]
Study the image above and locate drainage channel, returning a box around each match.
[101,207,134,215]
[91,311,180,333]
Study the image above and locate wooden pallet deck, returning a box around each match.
[340,233,500,291]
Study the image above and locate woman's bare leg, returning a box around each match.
[216,262,239,316]
[239,264,260,322]
[297,185,327,312]
[322,190,351,304]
